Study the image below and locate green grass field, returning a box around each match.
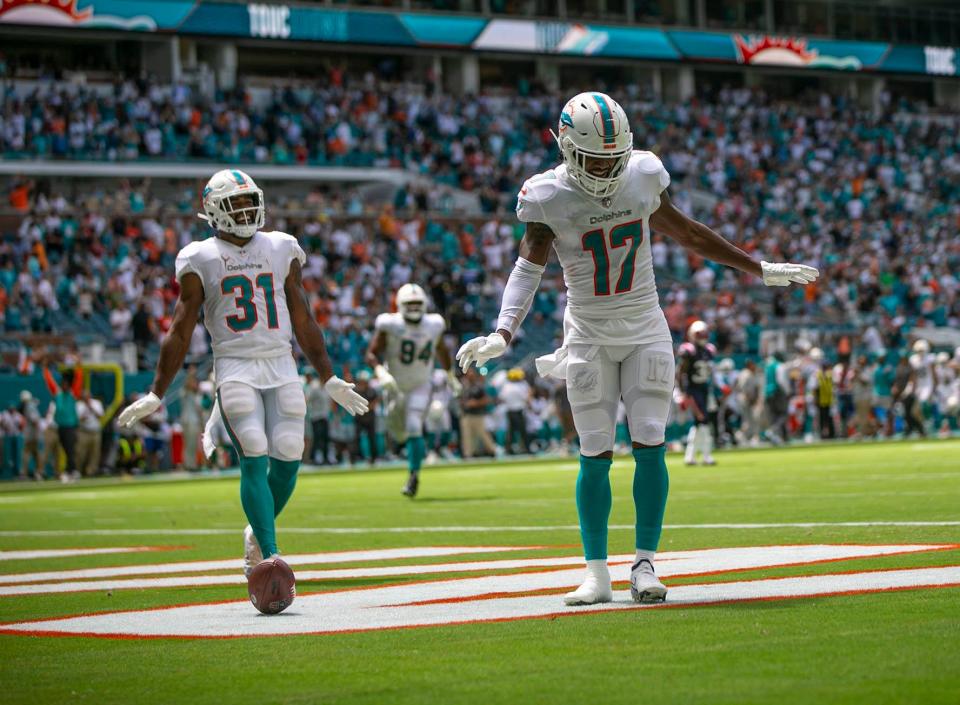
[1,440,959,705]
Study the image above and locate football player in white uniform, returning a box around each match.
[118,169,369,576]
[456,92,818,605]
[366,283,460,497]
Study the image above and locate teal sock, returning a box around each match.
[425,432,436,452]
[632,445,669,551]
[268,457,300,517]
[239,455,278,557]
[407,436,425,474]
[576,455,613,560]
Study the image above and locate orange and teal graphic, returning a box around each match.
[592,94,616,148]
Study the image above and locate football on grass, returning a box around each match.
[247,557,296,615]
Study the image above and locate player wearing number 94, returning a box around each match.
[456,92,819,606]
[117,169,369,578]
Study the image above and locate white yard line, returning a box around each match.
[0,547,167,562]
[0,544,947,596]
[1,521,959,538]
[0,546,536,585]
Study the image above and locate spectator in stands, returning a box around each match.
[459,368,499,459]
[18,390,43,480]
[305,370,331,465]
[131,301,156,369]
[76,390,103,477]
[37,401,59,481]
[178,372,204,472]
[0,404,23,478]
[110,300,133,345]
[764,353,790,444]
[734,359,761,446]
[42,361,82,481]
[814,361,836,440]
[353,370,378,465]
[852,355,876,438]
[499,367,532,455]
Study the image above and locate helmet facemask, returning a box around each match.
[555,136,632,199]
[211,191,263,240]
[400,300,425,324]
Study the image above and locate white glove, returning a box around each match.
[761,261,820,287]
[325,376,369,416]
[374,364,399,394]
[456,332,507,373]
[446,369,463,395]
[118,392,162,428]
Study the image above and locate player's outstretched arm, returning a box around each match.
[650,191,818,287]
[119,273,203,427]
[456,221,555,372]
[285,259,368,416]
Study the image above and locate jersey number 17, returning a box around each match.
[581,220,644,296]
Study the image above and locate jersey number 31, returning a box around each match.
[581,220,644,296]
[222,274,279,332]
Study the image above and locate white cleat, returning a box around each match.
[243,525,263,578]
[564,563,613,606]
[630,559,667,603]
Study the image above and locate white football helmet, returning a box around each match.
[810,347,824,363]
[552,92,633,199]
[687,320,709,346]
[397,283,427,324]
[912,339,930,355]
[198,169,264,239]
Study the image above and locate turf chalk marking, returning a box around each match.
[2,545,958,636]
[1,521,959,537]
[0,546,537,585]
[0,547,176,562]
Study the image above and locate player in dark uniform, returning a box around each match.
[678,320,717,465]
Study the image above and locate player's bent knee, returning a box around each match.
[273,432,304,462]
[579,431,615,457]
[631,417,666,446]
[238,429,269,458]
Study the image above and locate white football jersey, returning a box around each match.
[376,312,446,392]
[909,353,935,402]
[516,150,672,346]
[175,231,306,360]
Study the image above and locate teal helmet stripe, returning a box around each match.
[230,169,247,186]
[592,94,615,144]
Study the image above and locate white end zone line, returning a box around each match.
[0,546,540,585]
[1,521,959,537]
[0,547,178,561]
[1,544,954,598]
[3,563,959,639]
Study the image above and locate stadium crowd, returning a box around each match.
[3,72,960,476]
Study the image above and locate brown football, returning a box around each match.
[247,557,296,615]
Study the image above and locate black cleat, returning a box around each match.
[401,474,419,498]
